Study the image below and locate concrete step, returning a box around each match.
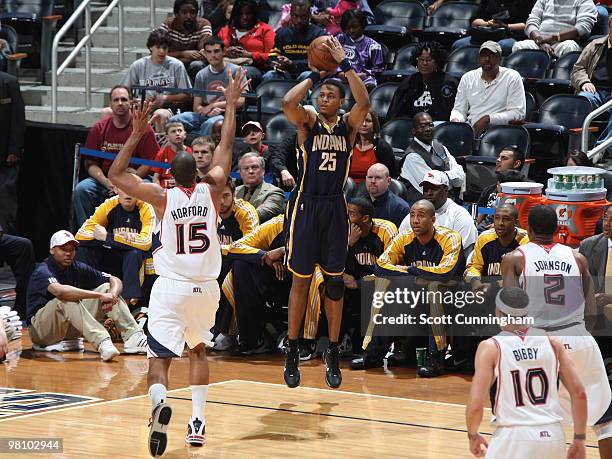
[22,85,110,107]
[103,6,172,28]
[90,26,154,48]
[51,67,128,87]
[118,0,160,7]
[26,105,102,127]
[68,47,149,66]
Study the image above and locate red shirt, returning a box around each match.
[349,145,378,183]
[152,145,193,189]
[218,21,275,68]
[84,117,159,174]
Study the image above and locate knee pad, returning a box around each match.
[325,276,345,300]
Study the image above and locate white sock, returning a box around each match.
[190,385,208,423]
[149,383,167,407]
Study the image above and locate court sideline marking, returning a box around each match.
[0,379,238,423]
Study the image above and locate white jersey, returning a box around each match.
[491,329,563,427]
[517,242,585,328]
[153,184,221,282]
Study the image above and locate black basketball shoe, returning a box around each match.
[324,346,342,388]
[148,402,172,457]
[283,346,301,388]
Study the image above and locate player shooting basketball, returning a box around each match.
[281,35,370,389]
[109,68,247,457]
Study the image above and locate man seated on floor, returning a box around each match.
[76,174,155,307]
[26,230,147,361]
[375,200,465,377]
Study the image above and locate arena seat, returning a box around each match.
[534,51,581,102]
[389,178,409,201]
[444,46,480,80]
[364,0,426,51]
[381,117,412,153]
[265,113,296,146]
[504,49,550,81]
[380,43,418,83]
[477,125,531,159]
[433,121,474,158]
[248,79,298,115]
[416,1,479,47]
[369,82,400,121]
[0,24,27,76]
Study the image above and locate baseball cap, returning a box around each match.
[50,230,79,249]
[241,121,264,135]
[480,40,502,55]
[420,170,450,188]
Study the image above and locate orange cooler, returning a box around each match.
[497,182,547,230]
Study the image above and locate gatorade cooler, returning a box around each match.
[545,166,609,248]
[498,182,547,230]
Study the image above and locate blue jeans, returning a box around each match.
[72,177,110,230]
[594,5,609,36]
[169,111,224,137]
[261,69,312,82]
[579,89,612,152]
[451,36,516,56]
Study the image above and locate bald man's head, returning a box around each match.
[365,163,391,198]
[409,199,436,237]
[170,151,197,187]
[412,199,435,216]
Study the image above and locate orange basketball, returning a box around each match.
[308,36,338,72]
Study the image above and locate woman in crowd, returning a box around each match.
[386,41,457,122]
[218,0,275,88]
[349,110,397,183]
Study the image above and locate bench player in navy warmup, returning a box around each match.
[282,36,370,388]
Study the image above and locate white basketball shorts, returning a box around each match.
[147,276,220,358]
[485,423,565,459]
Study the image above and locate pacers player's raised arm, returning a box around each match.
[206,67,247,190]
[108,100,165,213]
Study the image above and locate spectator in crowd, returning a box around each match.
[364,163,410,228]
[477,169,526,232]
[269,132,299,190]
[376,199,465,377]
[218,0,275,88]
[350,110,396,183]
[75,176,155,304]
[386,42,457,122]
[120,29,192,133]
[400,171,477,254]
[451,0,536,56]
[567,149,594,166]
[450,41,526,135]
[512,0,597,57]
[223,215,289,354]
[211,118,224,146]
[325,0,360,36]
[263,0,326,82]
[0,70,24,232]
[200,0,233,33]
[151,122,191,189]
[400,112,465,203]
[344,199,398,369]
[72,86,159,230]
[0,224,34,318]
[571,19,612,154]
[235,152,286,223]
[26,231,148,360]
[0,25,14,72]
[192,136,216,181]
[161,0,212,78]
[476,147,524,225]
[336,11,384,91]
[170,37,247,137]
[465,204,528,294]
[241,121,268,157]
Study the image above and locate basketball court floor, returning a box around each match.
[0,334,601,458]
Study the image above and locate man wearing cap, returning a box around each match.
[400,112,465,203]
[400,170,477,256]
[450,41,525,136]
[242,121,268,157]
[235,152,285,223]
[25,230,148,361]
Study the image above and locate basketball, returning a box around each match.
[308,36,338,72]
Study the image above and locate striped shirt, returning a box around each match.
[524,0,597,37]
[160,17,212,52]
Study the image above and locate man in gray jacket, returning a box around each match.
[571,17,612,151]
[513,0,597,57]
[235,152,286,223]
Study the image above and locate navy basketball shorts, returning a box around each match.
[285,192,349,278]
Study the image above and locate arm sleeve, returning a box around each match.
[445,148,466,187]
[8,76,25,157]
[375,234,410,276]
[236,200,260,236]
[449,74,469,122]
[75,198,113,241]
[120,62,139,87]
[570,43,594,90]
[249,25,276,66]
[76,261,112,289]
[406,232,463,281]
[574,0,597,37]
[369,41,385,79]
[269,134,296,176]
[524,0,544,37]
[227,216,283,264]
[488,72,526,124]
[256,188,286,223]
[110,202,154,251]
[464,236,485,281]
[400,153,429,192]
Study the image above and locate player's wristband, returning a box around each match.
[573,433,586,440]
[307,71,321,85]
[339,58,352,73]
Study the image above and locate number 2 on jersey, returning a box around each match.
[175,223,210,254]
[319,152,337,171]
[543,274,565,305]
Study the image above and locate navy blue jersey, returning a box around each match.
[296,114,352,196]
